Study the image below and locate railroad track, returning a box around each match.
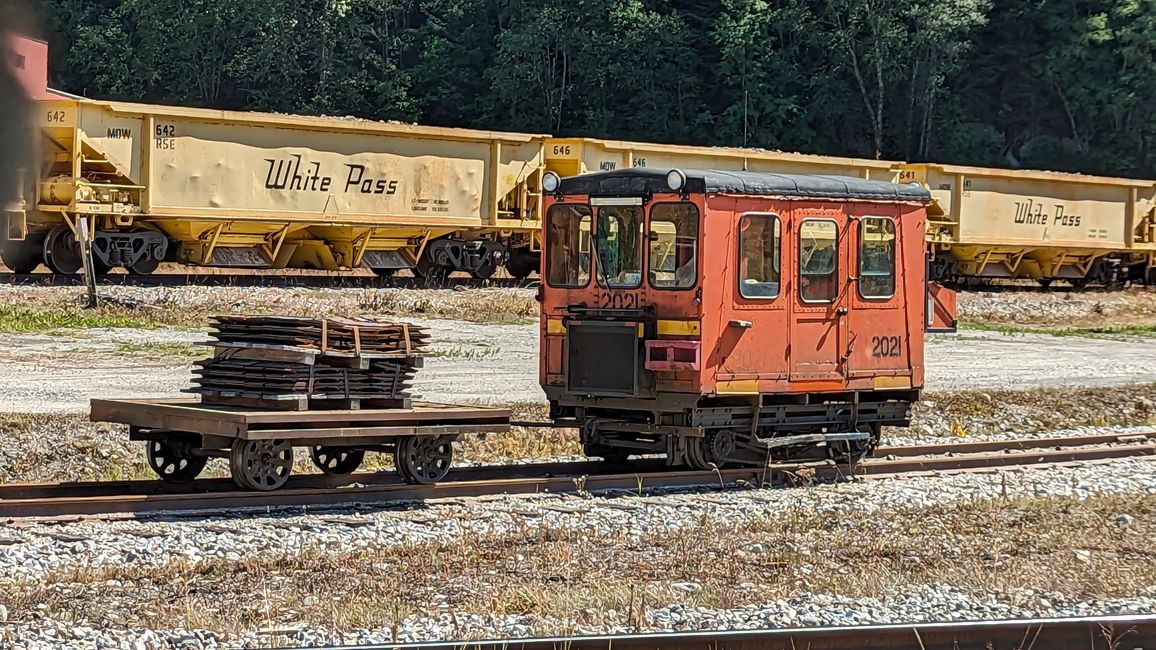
[0,271,536,290]
[2,431,1152,520]
[336,614,1156,650]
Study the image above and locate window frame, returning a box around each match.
[544,202,593,289]
[647,201,700,292]
[736,212,783,301]
[798,217,840,305]
[594,204,645,290]
[856,216,897,301]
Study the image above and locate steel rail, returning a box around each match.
[0,433,1152,520]
[0,272,535,290]
[293,614,1156,650]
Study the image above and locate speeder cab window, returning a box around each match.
[545,204,591,287]
[649,203,699,289]
[739,214,781,299]
[596,206,644,289]
[799,219,838,302]
[859,217,896,299]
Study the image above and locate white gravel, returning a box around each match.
[1,457,1155,647]
[2,456,1155,582]
[1,324,1154,413]
[3,587,1155,649]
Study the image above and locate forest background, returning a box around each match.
[29,0,1156,177]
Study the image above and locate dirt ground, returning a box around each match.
[0,319,1154,413]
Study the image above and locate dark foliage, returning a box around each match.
[28,0,1156,177]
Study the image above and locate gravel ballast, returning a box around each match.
[2,456,1155,647]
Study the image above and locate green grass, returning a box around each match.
[110,341,205,360]
[960,322,1156,339]
[0,306,164,332]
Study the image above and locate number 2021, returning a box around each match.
[871,335,901,357]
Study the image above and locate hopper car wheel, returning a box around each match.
[370,267,396,278]
[310,446,366,475]
[394,435,453,484]
[128,256,162,276]
[147,439,208,483]
[470,257,497,280]
[42,226,83,274]
[412,257,449,283]
[505,249,537,280]
[230,439,293,491]
[0,237,44,273]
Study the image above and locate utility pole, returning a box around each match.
[77,218,98,308]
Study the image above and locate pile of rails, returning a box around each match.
[189,315,429,411]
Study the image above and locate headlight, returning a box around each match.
[666,169,686,191]
[542,171,561,193]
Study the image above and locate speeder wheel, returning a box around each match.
[310,446,366,475]
[147,438,207,483]
[394,436,453,484]
[230,439,293,490]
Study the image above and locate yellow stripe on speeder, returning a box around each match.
[873,376,912,390]
[715,379,759,394]
[657,320,701,336]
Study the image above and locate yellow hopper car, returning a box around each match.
[5,95,547,279]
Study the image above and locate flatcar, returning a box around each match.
[538,167,952,467]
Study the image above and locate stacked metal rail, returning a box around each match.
[189,315,428,410]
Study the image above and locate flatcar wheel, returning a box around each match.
[394,435,453,484]
[147,439,207,483]
[42,226,82,275]
[230,439,293,490]
[310,446,366,475]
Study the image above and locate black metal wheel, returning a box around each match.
[394,436,453,484]
[128,256,162,275]
[147,438,207,483]
[42,226,82,274]
[706,430,737,466]
[470,256,497,280]
[229,439,293,491]
[582,440,631,463]
[370,267,396,278]
[310,446,366,475]
[505,248,537,280]
[684,436,712,470]
[0,236,44,274]
[826,423,881,465]
[412,256,449,283]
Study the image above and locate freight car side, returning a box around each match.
[900,163,1156,286]
[544,137,899,182]
[5,95,547,279]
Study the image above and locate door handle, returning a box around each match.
[729,319,752,329]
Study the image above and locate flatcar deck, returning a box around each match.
[90,398,511,490]
[91,398,510,441]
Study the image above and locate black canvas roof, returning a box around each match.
[556,167,931,202]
